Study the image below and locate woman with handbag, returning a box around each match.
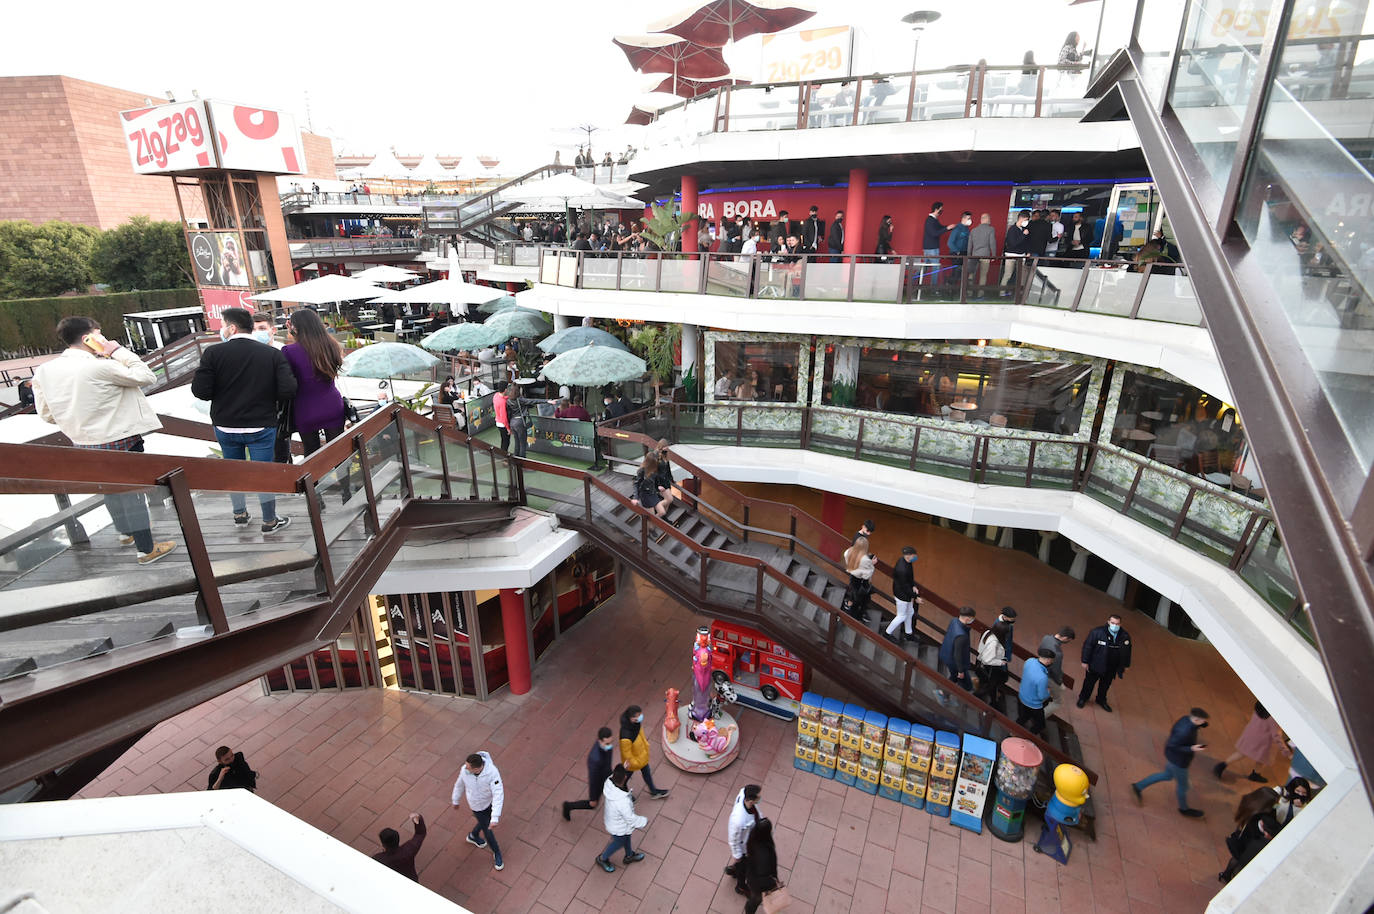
[742,818,787,913]
[974,619,1012,712]
[1219,788,1280,883]
[843,535,877,624]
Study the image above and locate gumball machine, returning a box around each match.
[1032,764,1090,865]
[987,738,1043,842]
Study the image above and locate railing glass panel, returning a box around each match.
[1076,263,1145,316]
[726,85,803,132]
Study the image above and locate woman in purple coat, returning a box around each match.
[283,309,348,455]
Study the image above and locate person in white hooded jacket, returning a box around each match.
[451,751,505,870]
[725,784,764,894]
[594,764,647,873]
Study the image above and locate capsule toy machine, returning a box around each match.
[950,733,998,834]
[879,718,911,803]
[814,697,844,780]
[835,702,866,786]
[925,730,962,818]
[794,692,822,772]
[856,709,887,795]
[903,724,935,809]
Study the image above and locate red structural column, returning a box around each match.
[843,168,868,256]
[681,174,699,254]
[821,490,847,561]
[499,588,532,695]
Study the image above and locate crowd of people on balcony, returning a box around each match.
[570,146,637,168]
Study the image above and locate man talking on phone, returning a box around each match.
[1131,707,1210,818]
[33,317,177,565]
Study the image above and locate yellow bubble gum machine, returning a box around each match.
[857,709,887,795]
[836,702,865,787]
[925,730,963,818]
[879,718,910,803]
[794,692,822,773]
[903,724,935,809]
[815,697,844,780]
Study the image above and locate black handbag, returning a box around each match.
[273,399,294,463]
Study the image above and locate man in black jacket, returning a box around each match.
[562,726,616,820]
[768,211,791,258]
[1000,211,1031,291]
[374,814,427,881]
[801,205,825,255]
[1077,612,1132,711]
[884,546,920,644]
[1025,209,1053,257]
[207,745,257,791]
[1132,708,1209,817]
[192,307,298,533]
[826,210,845,258]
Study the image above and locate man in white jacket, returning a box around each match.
[451,751,505,871]
[594,764,647,873]
[725,784,763,894]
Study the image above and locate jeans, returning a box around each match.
[1134,762,1191,810]
[939,662,973,691]
[469,805,501,857]
[214,428,278,521]
[105,491,154,553]
[886,599,915,636]
[509,416,527,458]
[630,763,660,794]
[600,833,634,862]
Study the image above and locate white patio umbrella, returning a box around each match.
[366,278,505,306]
[248,274,383,305]
[501,172,643,210]
[351,265,419,284]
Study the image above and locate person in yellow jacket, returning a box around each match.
[619,705,670,800]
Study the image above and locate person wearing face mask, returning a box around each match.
[1077,612,1132,712]
[1131,707,1210,817]
[251,311,285,349]
[619,705,670,800]
[562,727,616,821]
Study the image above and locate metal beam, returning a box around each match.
[1117,75,1374,796]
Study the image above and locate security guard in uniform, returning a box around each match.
[1077,612,1132,712]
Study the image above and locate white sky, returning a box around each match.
[6,0,1104,171]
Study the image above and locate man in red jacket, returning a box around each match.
[373,813,427,881]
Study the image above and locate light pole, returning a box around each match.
[902,10,942,73]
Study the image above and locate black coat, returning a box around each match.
[1081,624,1132,673]
[802,216,825,252]
[892,557,916,602]
[1004,224,1031,256]
[1026,220,1053,256]
[743,839,779,892]
[827,220,845,252]
[191,337,297,428]
[206,751,257,791]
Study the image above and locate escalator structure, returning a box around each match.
[530,429,1099,834]
[422,163,568,248]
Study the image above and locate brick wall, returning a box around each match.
[301,132,336,180]
[0,76,100,226]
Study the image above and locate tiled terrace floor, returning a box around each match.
[78,504,1278,913]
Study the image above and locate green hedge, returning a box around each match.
[0,289,199,353]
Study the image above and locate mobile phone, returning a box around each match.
[82,332,106,354]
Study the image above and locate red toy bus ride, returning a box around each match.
[708,619,806,720]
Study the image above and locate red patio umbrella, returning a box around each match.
[626,106,656,126]
[651,74,752,98]
[648,0,817,47]
[613,34,731,82]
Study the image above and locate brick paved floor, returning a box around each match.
[80,510,1276,912]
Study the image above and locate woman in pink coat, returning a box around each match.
[1214,703,1290,783]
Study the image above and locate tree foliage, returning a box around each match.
[0,220,99,299]
[89,216,193,292]
[637,202,696,252]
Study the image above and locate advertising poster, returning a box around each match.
[190,231,250,287]
[207,100,305,174]
[759,26,854,83]
[528,416,596,461]
[199,287,254,331]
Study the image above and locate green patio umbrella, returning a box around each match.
[482,307,553,344]
[539,342,646,388]
[477,295,521,315]
[537,326,631,355]
[421,322,501,352]
[341,341,441,378]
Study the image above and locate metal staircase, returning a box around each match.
[422,164,569,247]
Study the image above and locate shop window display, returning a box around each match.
[712,340,803,403]
[820,345,1092,434]
[1110,370,1251,479]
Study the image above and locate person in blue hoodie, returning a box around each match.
[948,211,973,288]
[1015,648,1056,735]
[562,727,616,821]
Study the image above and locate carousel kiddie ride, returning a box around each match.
[662,626,741,772]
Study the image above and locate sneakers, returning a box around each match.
[119,535,136,547]
[493,852,504,871]
[623,851,645,864]
[465,834,488,849]
[261,516,291,534]
[649,789,670,800]
[1131,784,1142,805]
[233,512,251,525]
[1179,808,1206,818]
[595,856,615,873]
[137,541,177,565]
[561,802,571,822]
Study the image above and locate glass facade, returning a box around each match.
[712,340,804,403]
[1110,370,1254,487]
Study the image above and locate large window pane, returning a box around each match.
[1110,371,1253,486]
[711,340,802,403]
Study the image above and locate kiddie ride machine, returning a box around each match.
[1031,764,1090,865]
[662,626,743,773]
[706,619,806,720]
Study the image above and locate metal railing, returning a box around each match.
[288,237,422,258]
[602,402,1304,637]
[538,248,1204,324]
[640,63,1095,148]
